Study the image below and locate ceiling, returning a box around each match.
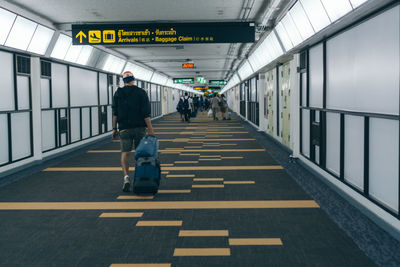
[5,0,291,85]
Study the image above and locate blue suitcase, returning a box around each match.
[135,136,159,159]
[133,157,161,194]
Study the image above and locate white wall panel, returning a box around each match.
[17,76,30,110]
[369,118,399,212]
[326,6,400,115]
[301,109,310,157]
[41,110,55,151]
[82,108,90,139]
[99,73,108,105]
[301,73,307,106]
[91,107,99,136]
[0,51,15,111]
[11,112,31,160]
[51,63,68,107]
[70,108,80,142]
[0,114,8,164]
[69,67,98,107]
[309,43,323,108]
[326,113,341,175]
[40,78,50,108]
[107,106,112,131]
[344,115,364,190]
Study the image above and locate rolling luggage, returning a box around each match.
[133,136,161,194]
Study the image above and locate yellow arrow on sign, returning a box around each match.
[75,31,87,43]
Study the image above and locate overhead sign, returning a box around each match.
[209,80,227,85]
[196,77,207,84]
[182,63,194,69]
[72,22,255,45]
[173,78,194,84]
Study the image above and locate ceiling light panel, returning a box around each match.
[275,22,294,51]
[237,60,253,80]
[50,34,72,60]
[300,0,331,32]
[320,0,353,22]
[289,1,315,41]
[281,13,303,47]
[0,8,17,45]
[64,44,82,63]
[349,0,368,8]
[27,25,54,55]
[151,72,168,85]
[5,16,37,50]
[124,62,153,82]
[268,31,284,59]
[76,46,93,65]
[111,57,126,74]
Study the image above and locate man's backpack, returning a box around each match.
[183,98,189,110]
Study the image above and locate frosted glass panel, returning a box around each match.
[0,114,8,164]
[61,133,67,146]
[5,16,37,50]
[0,8,16,45]
[275,22,293,51]
[64,45,82,63]
[281,13,303,47]
[302,109,310,157]
[289,1,315,40]
[11,112,31,160]
[70,108,80,142]
[326,113,341,175]
[99,73,108,105]
[309,43,323,108]
[369,118,399,212]
[350,0,368,8]
[82,108,90,139]
[107,106,112,131]
[17,76,30,110]
[40,78,50,108]
[91,107,99,135]
[326,6,399,115]
[344,115,364,190]
[41,110,55,151]
[0,51,15,111]
[300,0,331,32]
[50,34,71,60]
[301,73,307,106]
[70,67,98,107]
[27,25,54,55]
[320,0,352,22]
[51,63,68,107]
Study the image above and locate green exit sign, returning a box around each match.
[173,78,194,84]
[209,80,226,85]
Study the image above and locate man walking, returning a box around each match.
[112,71,155,192]
[211,93,220,120]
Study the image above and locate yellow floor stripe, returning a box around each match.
[199,155,221,157]
[192,185,225,188]
[183,146,202,149]
[161,171,169,174]
[88,149,266,153]
[193,178,223,181]
[160,164,174,167]
[158,190,191,194]
[173,248,230,256]
[117,196,154,200]
[174,161,199,164]
[110,264,171,267]
[136,221,182,226]
[220,157,243,159]
[99,212,143,218]
[179,230,229,237]
[154,127,244,129]
[180,153,201,156]
[44,165,283,171]
[0,200,320,210]
[228,238,283,246]
[157,132,247,134]
[223,181,255,184]
[166,174,195,178]
[162,139,256,142]
[198,158,221,161]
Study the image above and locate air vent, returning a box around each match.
[16,55,31,74]
[41,60,51,77]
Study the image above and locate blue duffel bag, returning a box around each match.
[133,157,161,195]
[135,136,159,159]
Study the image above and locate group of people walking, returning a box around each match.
[176,93,229,122]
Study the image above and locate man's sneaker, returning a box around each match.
[122,175,130,192]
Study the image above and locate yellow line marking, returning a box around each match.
[155,127,244,129]
[183,146,202,149]
[110,264,171,267]
[203,145,220,147]
[166,148,182,150]
[161,171,169,174]
[223,181,255,184]
[160,164,174,167]
[157,132,247,134]
[44,165,283,171]
[228,238,283,246]
[193,178,224,181]
[174,161,199,164]
[220,144,237,146]
[192,185,225,188]
[180,153,201,156]
[220,157,243,159]
[99,212,143,218]
[158,190,191,194]
[179,230,229,237]
[117,196,154,200]
[159,152,180,154]
[136,221,182,226]
[173,248,230,256]
[198,158,221,161]
[166,174,195,178]
[88,149,265,153]
[0,201,320,210]
[199,155,221,157]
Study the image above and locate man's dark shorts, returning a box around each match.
[119,127,146,152]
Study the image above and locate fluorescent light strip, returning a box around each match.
[0,8,17,45]
[27,25,54,55]
[5,16,37,50]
